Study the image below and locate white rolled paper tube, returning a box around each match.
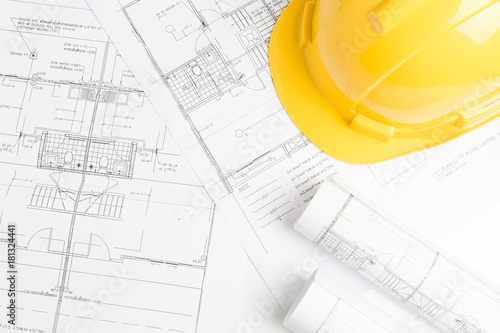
[294,177,500,332]
[284,269,418,333]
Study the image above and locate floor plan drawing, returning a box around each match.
[87,0,439,311]
[0,1,244,332]
[165,44,240,113]
[87,0,500,327]
[37,132,137,178]
[117,0,317,194]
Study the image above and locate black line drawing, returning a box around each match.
[0,1,221,332]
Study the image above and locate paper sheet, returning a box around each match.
[85,0,500,316]
[85,0,371,310]
[284,270,418,333]
[295,177,500,332]
[0,1,247,331]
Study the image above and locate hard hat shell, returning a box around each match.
[269,0,500,164]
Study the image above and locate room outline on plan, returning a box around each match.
[0,1,232,332]
[87,0,448,315]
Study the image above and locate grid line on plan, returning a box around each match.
[252,9,274,40]
[316,228,371,271]
[263,0,290,18]
[165,46,236,111]
[29,184,125,219]
[38,132,136,178]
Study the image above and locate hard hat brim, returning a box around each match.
[269,0,449,164]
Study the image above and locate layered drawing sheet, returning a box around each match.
[0,0,247,332]
[86,0,377,310]
[296,177,500,333]
[87,0,500,312]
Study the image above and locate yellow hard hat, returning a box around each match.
[269,0,500,164]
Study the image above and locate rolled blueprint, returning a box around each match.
[284,269,419,333]
[295,177,500,332]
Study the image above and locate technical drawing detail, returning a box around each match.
[296,178,500,333]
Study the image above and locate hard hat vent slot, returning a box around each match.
[299,1,316,48]
[456,92,500,128]
[350,113,395,142]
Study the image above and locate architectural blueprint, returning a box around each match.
[295,177,500,332]
[87,0,500,314]
[0,1,249,332]
[86,0,372,310]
